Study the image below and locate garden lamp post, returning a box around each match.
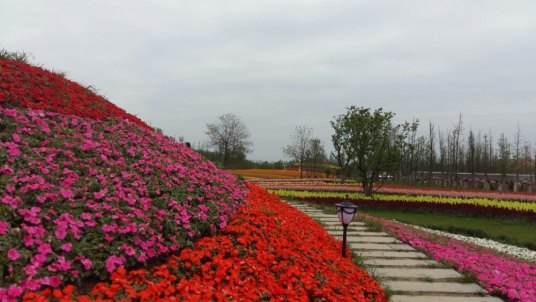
[335,195,358,258]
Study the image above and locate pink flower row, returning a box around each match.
[360,215,536,302]
[262,183,536,202]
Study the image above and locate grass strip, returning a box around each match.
[359,208,536,250]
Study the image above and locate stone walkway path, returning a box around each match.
[286,201,503,302]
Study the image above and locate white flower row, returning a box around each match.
[411,224,536,262]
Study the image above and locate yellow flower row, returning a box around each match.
[270,189,536,213]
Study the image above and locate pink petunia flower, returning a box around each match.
[40,276,62,287]
[59,188,74,200]
[37,243,52,255]
[0,221,8,235]
[7,248,20,261]
[80,258,93,270]
[7,285,23,297]
[105,255,125,273]
[60,242,72,252]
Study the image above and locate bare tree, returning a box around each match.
[474,131,483,174]
[307,138,326,178]
[467,130,476,188]
[497,133,510,181]
[534,142,536,191]
[450,114,464,187]
[488,131,494,178]
[438,128,447,184]
[483,134,489,180]
[205,113,253,168]
[522,142,532,191]
[513,125,521,185]
[427,121,436,181]
[414,136,427,181]
[402,119,419,184]
[283,126,313,178]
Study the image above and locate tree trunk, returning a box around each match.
[223,144,229,168]
[363,178,373,197]
[300,158,304,178]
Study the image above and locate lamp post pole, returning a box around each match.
[335,195,358,258]
[341,223,349,258]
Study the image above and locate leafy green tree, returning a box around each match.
[332,106,410,196]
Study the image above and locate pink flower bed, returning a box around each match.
[0,106,247,299]
[361,215,536,302]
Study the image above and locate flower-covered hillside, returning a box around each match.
[23,185,388,302]
[0,58,150,130]
[0,106,247,298]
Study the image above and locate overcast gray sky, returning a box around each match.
[1,0,535,161]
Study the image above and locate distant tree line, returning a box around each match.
[194,144,290,170]
[330,107,536,193]
[198,110,535,193]
[395,115,536,191]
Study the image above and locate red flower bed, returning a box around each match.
[23,185,387,301]
[0,58,150,130]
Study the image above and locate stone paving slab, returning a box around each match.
[387,243,416,251]
[329,234,363,240]
[312,219,344,223]
[331,231,389,237]
[375,268,462,280]
[326,227,369,233]
[359,251,428,258]
[310,216,338,221]
[364,259,438,267]
[307,214,338,219]
[349,243,415,251]
[323,225,368,231]
[384,281,488,294]
[345,236,401,243]
[391,295,502,302]
[319,220,365,225]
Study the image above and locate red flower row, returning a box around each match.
[291,196,536,221]
[261,181,536,202]
[0,58,150,130]
[23,185,387,301]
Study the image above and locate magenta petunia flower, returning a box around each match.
[79,258,93,270]
[59,188,74,200]
[7,285,23,297]
[7,248,20,261]
[60,243,72,252]
[0,221,8,235]
[40,276,61,287]
[105,255,125,273]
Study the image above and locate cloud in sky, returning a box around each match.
[1,0,535,160]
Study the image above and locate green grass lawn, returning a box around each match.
[358,208,536,250]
